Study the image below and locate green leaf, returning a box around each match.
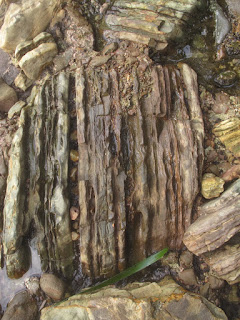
[81,248,168,294]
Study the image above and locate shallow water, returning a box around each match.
[0,240,42,310]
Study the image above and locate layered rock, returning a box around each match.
[0,78,17,112]
[40,277,227,320]
[183,178,240,256]
[76,61,204,278]
[103,0,205,48]
[3,72,74,278]
[0,0,59,52]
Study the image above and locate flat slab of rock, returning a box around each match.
[40,277,227,320]
[19,43,58,80]
[0,78,17,112]
[183,179,240,255]
[0,0,59,52]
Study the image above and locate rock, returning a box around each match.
[15,40,34,61]
[203,242,240,284]
[213,118,240,158]
[89,54,112,68]
[40,273,66,301]
[70,206,79,220]
[178,269,198,286]
[214,70,237,87]
[102,42,118,55]
[69,149,79,162]
[201,173,225,199]
[211,1,231,45]
[14,72,33,91]
[2,291,38,320]
[53,48,73,73]
[183,179,240,255]
[25,276,40,296]
[104,0,205,48]
[0,78,17,112]
[3,72,74,278]
[19,43,58,80]
[76,62,204,278]
[222,165,240,182]
[40,277,227,320]
[6,246,31,279]
[8,101,26,119]
[225,0,240,17]
[0,0,59,52]
[209,276,225,290]
[71,231,80,241]
[179,250,193,269]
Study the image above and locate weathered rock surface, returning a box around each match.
[19,42,58,80]
[76,60,204,278]
[203,241,240,285]
[0,0,59,52]
[3,72,74,278]
[201,173,225,199]
[2,291,38,320]
[104,0,205,48]
[40,273,66,301]
[183,178,240,255]
[40,277,227,320]
[0,78,17,112]
[213,118,240,158]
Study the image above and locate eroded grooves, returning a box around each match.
[75,63,204,278]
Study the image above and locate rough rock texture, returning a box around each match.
[183,178,240,255]
[3,72,74,278]
[2,291,38,320]
[0,0,59,52]
[40,273,66,301]
[203,242,240,284]
[0,78,17,112]
[40,277,227,320]
[201,173,225,199]
[76,60,204,278]
[213,118,240,158]
[104,0,205,48]
[19,42,58,80]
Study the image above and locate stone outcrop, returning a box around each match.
[0,0,59,52]
[0,78,17,112]
[3,72,74,278]
[183,178,240,256]
[40,277,227,320]
[103,0,205,49]
[76,59,204,278]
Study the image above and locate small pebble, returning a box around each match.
[70,149,79,162]
[70,206,79,220]
[71,231,80,241]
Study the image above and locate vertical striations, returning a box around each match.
[75,62,204,278]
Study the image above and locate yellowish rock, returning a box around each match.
[19,43,58,80]
[213,118,240,157]
[201,173,225,199]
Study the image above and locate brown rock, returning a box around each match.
[0,78,17,112]
[70,206,79,220]
[178,269,198,286]
[209,276,225,290]
[222,165,240,182]
[184,179,240,255]
[40,273,66,301]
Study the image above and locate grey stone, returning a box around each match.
[40,273,66,301]
[2,291,38,320]
[0,78,17,112]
